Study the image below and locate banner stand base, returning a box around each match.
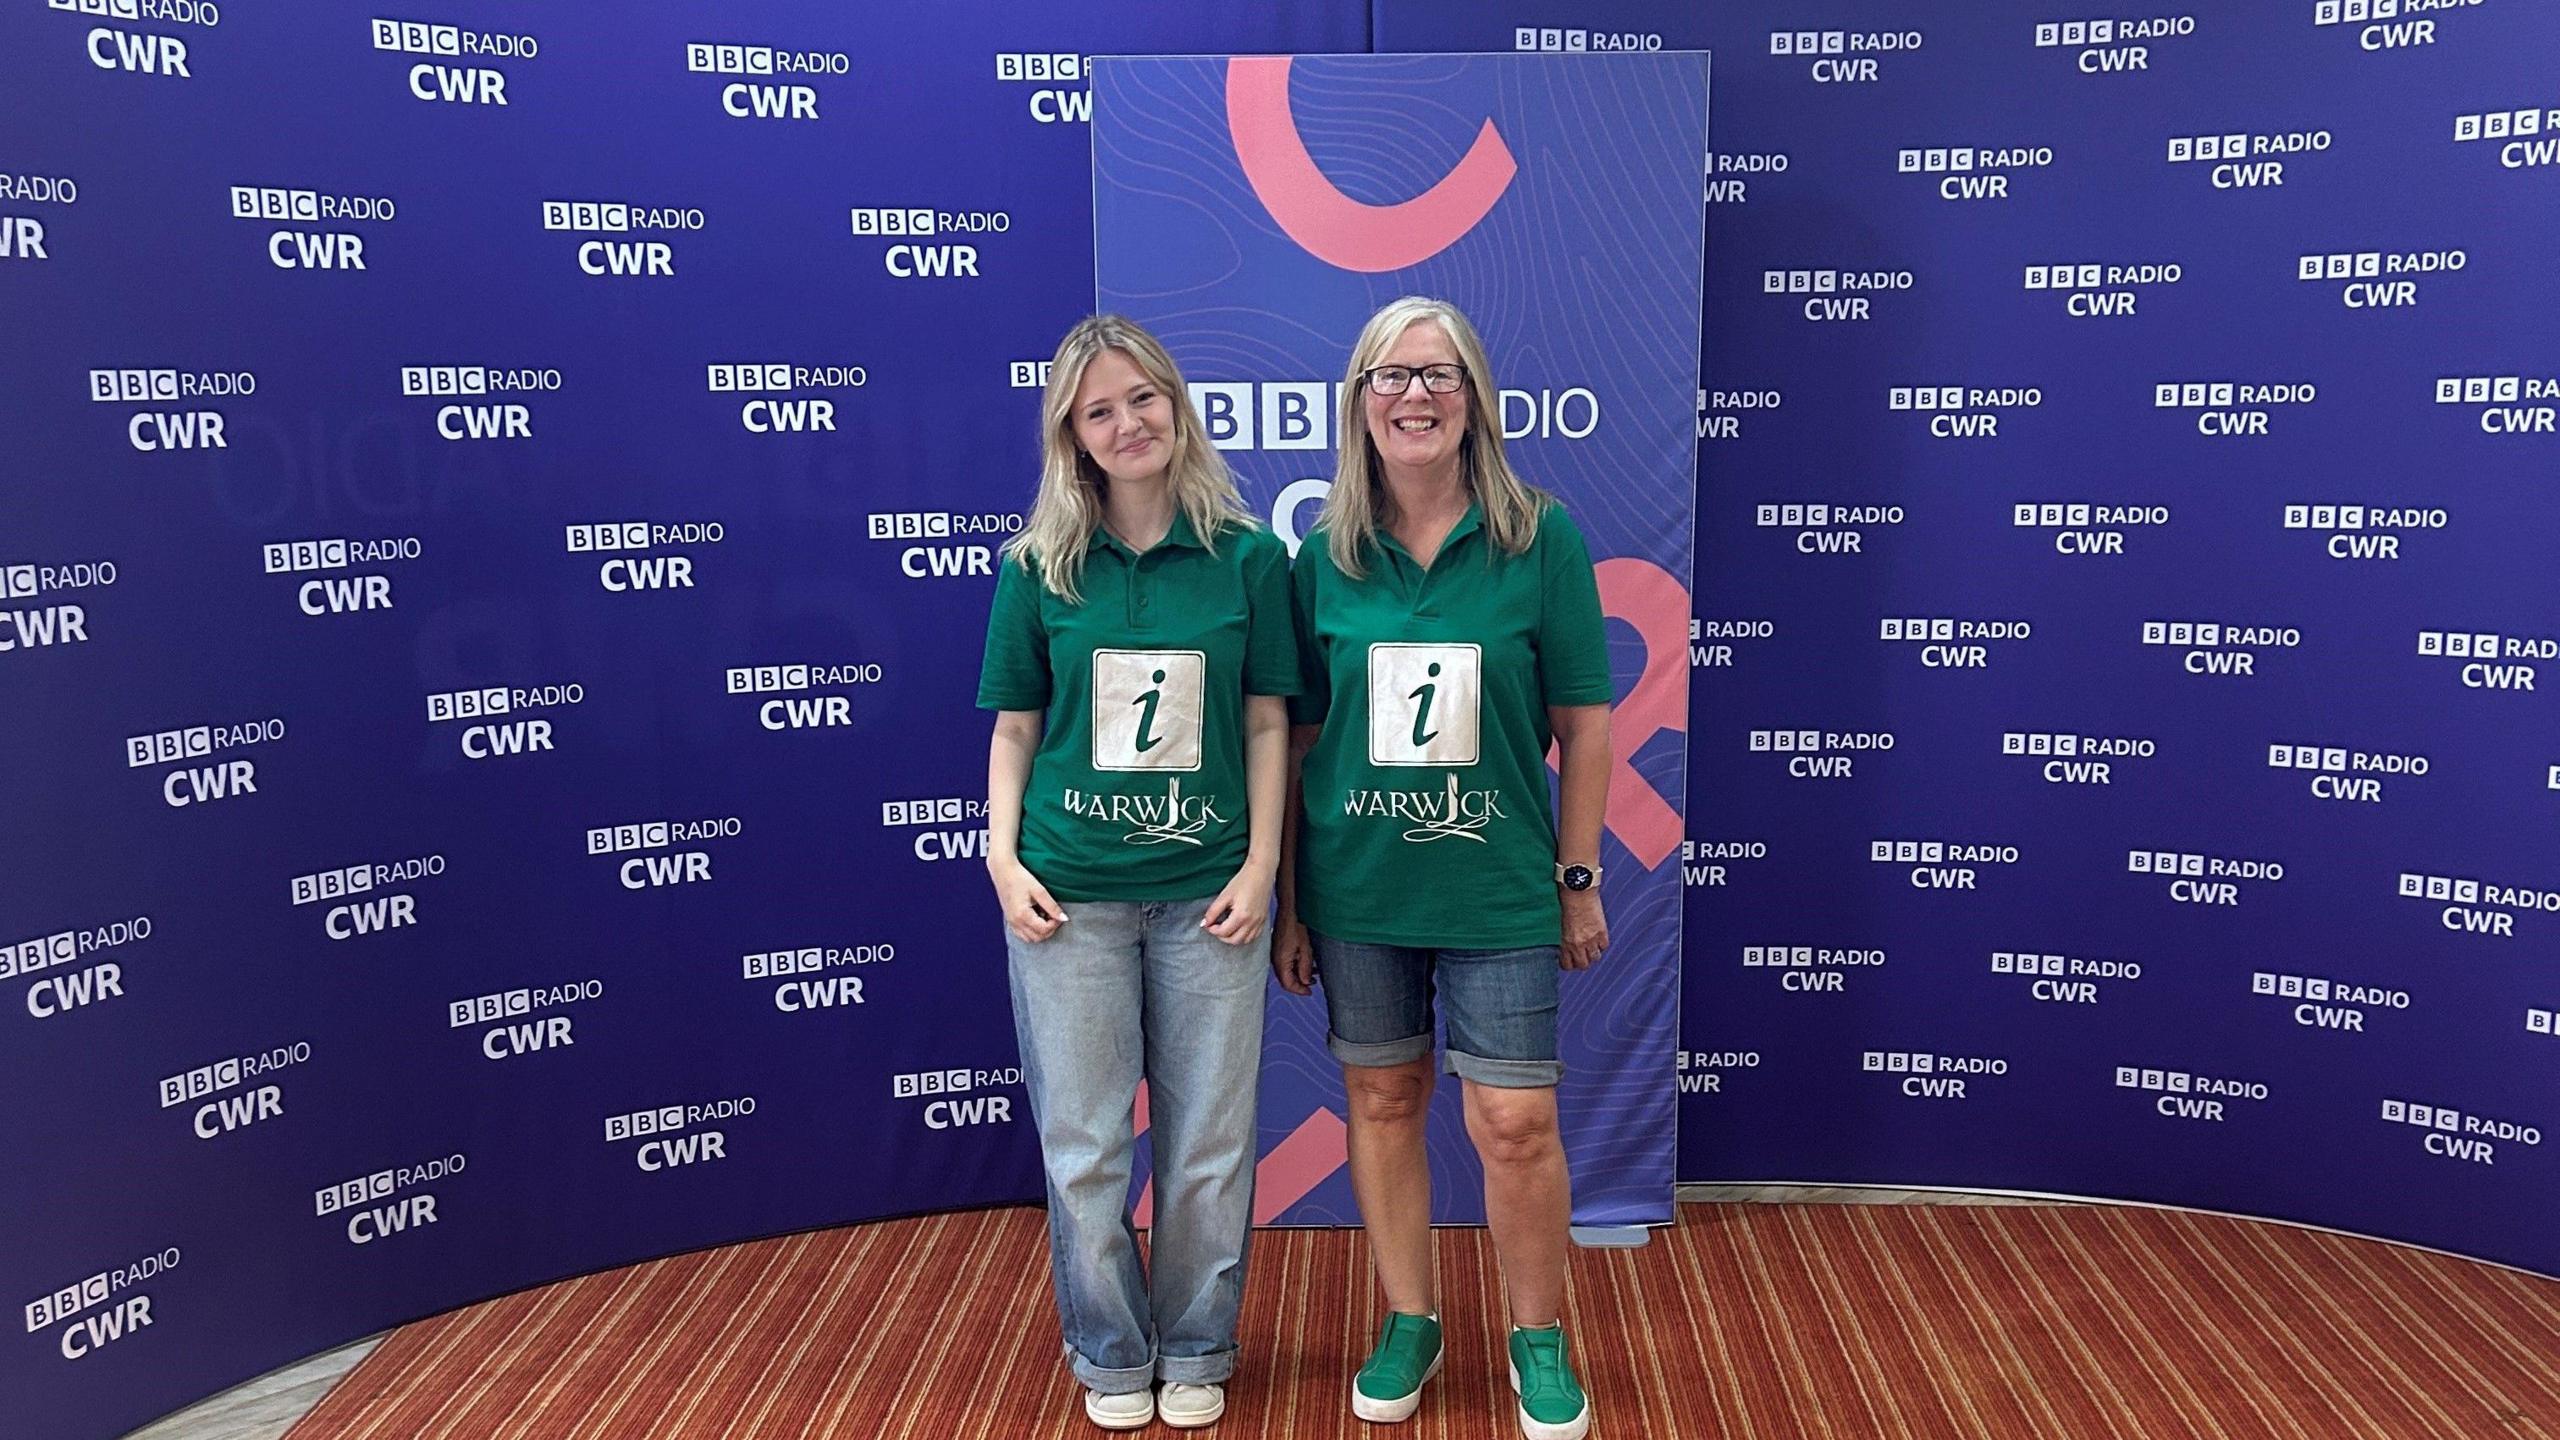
[1569,1225,1651,1249]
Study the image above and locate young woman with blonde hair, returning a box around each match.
[979,315,1297,1431]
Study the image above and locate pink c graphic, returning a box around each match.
[1133,1084,1350,1228]
[1225,56,1518,273]
[1548,558,1690,871]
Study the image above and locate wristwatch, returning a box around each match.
[1555,862,1600,891]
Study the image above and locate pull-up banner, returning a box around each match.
[1093,52,1710,1226]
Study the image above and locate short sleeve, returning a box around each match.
[1241,531,1303,698]
[1287,534,1331,726]
[1536,503,1613,707]
[975,556,1052,711]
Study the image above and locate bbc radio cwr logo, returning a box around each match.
[1878,616,2032,669]
[2154,380,2316,437]
[686,40,848,121]
[849,206,1010,279]
[2116,1066,2267,1124]
[893,1067,1019,1130]
[1863,1050,2007,1101]
[2166,129,2331,189]
[402,364,559,442]
[1870,838,2019,891]
[567,520,722,592]
[2033,15,2194,73]
[24,1245,180,1362]
[0,170,72,262]
[710,361,866,434]
[426,683,582,761]
[1698,388,1781,442]
[47,0,208,79]
[2128,848,2284,907]
[230,185,394,272]
[607,1098,753,1171]
[126,717,283,807]
[2013,501,2168,556]
[589,816,742,889]
[541,199,705,277]
[291,853,444,942]
[994,52,1089,124]
[1769,28,1920,82]
[2297,248,2465,309]
[2434,373,2558,436]
[1896,145,2052,201]
[1758,501,1903,555]
[8,912,150,1021]
[883,795,990,863]
[90,366,251,452]
[2253,968,2410,1033]
[1763,268,1913,324]
[726,661,885,731]
[451,979,600,1061]
[315,1155,464,1244]
[1889,384,2040,439]
[0,553,112,652]
[2283,503,2448,561]
[2382,1098,2539,1167]
[264,536,417,618]
[744,944,885,1014]
[2454,107,2560,170]
[868,510,1020,581]
[159,1040,307,1141]
[1992,948,2142,1005]
[1739,944,1886,994]
[371,16,535,106]
[2025,260,2182,318]
[2316,0,2477,52]
[2417,627,2550,691]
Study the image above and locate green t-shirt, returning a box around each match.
[1290,499,1613,949]
[977,511,1299,903]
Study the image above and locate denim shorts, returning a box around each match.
[1312,933,1563,1088]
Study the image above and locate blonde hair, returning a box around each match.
[1006,315,1254,602]
[1318,296,1547,577]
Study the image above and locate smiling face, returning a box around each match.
[1069,347,1172,486]
[1362,318,1470,481]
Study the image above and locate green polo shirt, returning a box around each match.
[1290,499,1612,949]
[977,511,1298,902]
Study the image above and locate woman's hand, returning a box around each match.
[990,859,1067,944]
[1202,860,1275,946]
[1271,912,1317,995]
[1561,888,1609,970]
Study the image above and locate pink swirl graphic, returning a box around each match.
[1224,56,1518,272]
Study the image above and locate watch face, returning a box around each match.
[1562,865,1594,891]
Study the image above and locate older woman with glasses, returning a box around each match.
[1275,296,1612,1440]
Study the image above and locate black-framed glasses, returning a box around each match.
[1361,363,1468,396]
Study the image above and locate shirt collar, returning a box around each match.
[1092,506,1204,560]
[1375,498,1483,564]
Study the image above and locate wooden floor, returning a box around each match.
[132,1190,2560,1440]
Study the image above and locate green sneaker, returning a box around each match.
[1507,1324,1590,1440]
[1351,1310,1444,1422]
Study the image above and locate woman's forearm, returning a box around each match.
[985,711,1041,869]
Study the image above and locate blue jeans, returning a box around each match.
[1313,934,1565,1088]
[1006,897,1267,1393]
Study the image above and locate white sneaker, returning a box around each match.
[1159,1381,1227,1428]
[1085,1388,1155,1430]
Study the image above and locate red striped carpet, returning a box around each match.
[283,1203,2560,1439]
